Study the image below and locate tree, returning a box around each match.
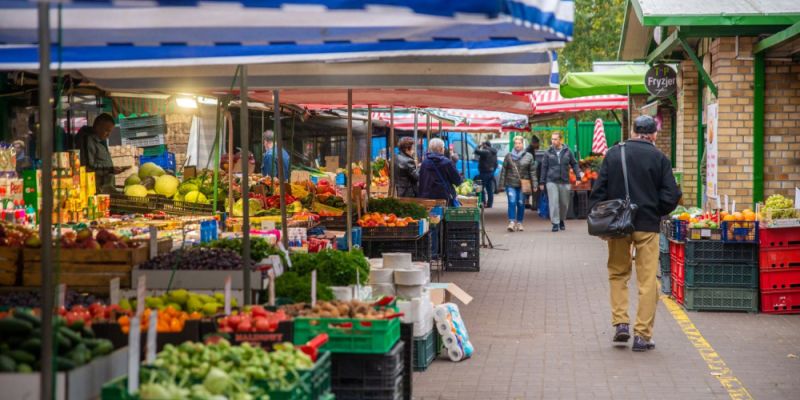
[559,0,627,74]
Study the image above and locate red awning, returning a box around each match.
[531,90,628,115]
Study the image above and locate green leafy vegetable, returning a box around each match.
[367,197,427,219]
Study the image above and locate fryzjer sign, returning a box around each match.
[645,64,677,97]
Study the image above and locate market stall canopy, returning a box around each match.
[367,109,528,133]
[531,89,628,114]
[254,89,536,114]
[558,64,649,98]
[618,0,800,60]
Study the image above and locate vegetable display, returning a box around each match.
[274,271,334,303]
[138,248,243,270]
[0,309,113,372]
[290,249,370,287]
[367,198,427,219]
[216,306,291,333]
[119,290,235,318]
[137,339,313,400]
[0,222,40,248]
[281,300,397,319]
[202,237,287,266]
[0,289,106,309]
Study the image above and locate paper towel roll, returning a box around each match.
[330,286,353,301]
[371,283,396,297]
[368,258,384,268]
[394,269,427,285]
[382,253,413,269]
[369,268,394,284]
[396,284,424,299]
[448,346,464,362]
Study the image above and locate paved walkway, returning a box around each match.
[414,196,800,400]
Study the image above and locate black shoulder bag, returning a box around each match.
[587,144,638,239]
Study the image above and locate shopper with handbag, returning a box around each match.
[418,138,463,205]
[588,115,681,352]
[498,136,537,232]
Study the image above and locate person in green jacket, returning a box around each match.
[78,113,127,194]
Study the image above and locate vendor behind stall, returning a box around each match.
[261,130,291,181]
[418,138,462,205]
[77,113,127,194]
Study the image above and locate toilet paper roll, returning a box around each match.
[369,268,394,284]
[371,283,395,297]
[441,331,458,347]
[394,269,427,285]
[437,321,451,336]
[447,346,464,362]
[382,253,413,269]
[434,306,451,322]
[368,258,384,268]
[395,284,424,299]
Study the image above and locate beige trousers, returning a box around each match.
[607,232,659,340]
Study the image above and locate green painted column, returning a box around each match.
[670,109,677,168]
[697,70,705,208]
[753,53,765,205]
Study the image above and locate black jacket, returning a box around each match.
[541,146,581,185]
[393,151,419,197]
[589,139,682,232]
[418,152,463,202]
[474,146,498,173]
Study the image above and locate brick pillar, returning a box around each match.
[764,61,800,198]
[710,37,755,209]
[677,60,698,205]
[655,106,673,158]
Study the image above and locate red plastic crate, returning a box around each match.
[670,257,685,283]
[759,268,800,291]
[759,227,800,249]
[671,279,684,304]
[669,241,685,263]
[760,289,800,314]
[759,247,800,270]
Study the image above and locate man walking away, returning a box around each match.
[261,130,291,181]
[589,115,681,352]
[473,141,498,208]
[539,132,581,232]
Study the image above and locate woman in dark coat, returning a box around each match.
[393,137,419,197]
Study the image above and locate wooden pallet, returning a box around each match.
[0,247,22,286]
[22,246,148,289]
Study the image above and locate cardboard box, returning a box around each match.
[427,282,473,305]
[324,156,340,172]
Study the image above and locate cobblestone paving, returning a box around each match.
[413,200,800,400]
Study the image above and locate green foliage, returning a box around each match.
[274,271,334,303]
[290,249,370,287]
[559,0,627,75]
[367,198,427,219]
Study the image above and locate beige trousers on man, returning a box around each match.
[607,232,659,340]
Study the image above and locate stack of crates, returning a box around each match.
[119,115,171,169]
[444,208,480,271]
[330,341,406,400]
[759,227,800,314]
[659,220,671,294]
[677,221,760,312]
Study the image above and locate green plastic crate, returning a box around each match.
[142,144,168,156]
[299,351,332,400]
[444,207,479,222]
[101,375,133,400]
[259,378,306,400]
[293,317,400,354]
[412,328,439,371]
[684,262,759,288]
[683,287,759,312]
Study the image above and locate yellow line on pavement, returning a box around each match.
[661,295,754,400]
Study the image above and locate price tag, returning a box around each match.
[146,310,158,364]
[725,195,729,212]
[224,275,232,315]
[311,270,317,306]
[136,275,146,317]
[732,200,736,214]
[109,278,120,306]
[268,270,276,306]
[57,284,66,308]
[128,317,141,394]
[701,229,711,238]
[149,227,158,259]
[261,220,276,231]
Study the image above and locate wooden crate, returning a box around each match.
[0,247,22,286]
[396,197,448,212]
[22,246,148,289]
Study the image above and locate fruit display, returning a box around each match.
[135,339,313,400]
[357,212,417,228]
[722,209,757,222]
[579,155,604,172]
[117,306,199,334]
[58,227,140,250]
[762,194,798,219]
[118,290,235,317]
[216,306,290,333]
[0,309,114,372]
[137,247,243,270]
[0,222,40,248]
[0,289,107,309]
[281,300,397,319]
[688,212,721,229]
[58,303,124,327]
[124,167,226,205]
[202,237,287,265]
[570,168,598,185]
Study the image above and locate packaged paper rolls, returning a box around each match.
[368,258,384,269]
[369,268,394,284]
[370,283,396,297]
[434,303,474,362]
[394,268,427,285]
[330,286,353,301]
[396,284,425,299]
[382,253,413,269]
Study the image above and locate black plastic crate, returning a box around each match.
[685,241,758,264]
[363,235,431,262]
[445,220,479,234]
[331,340,405,391]
[445,258,479,272]
[399,323,413,400]
[362,224,420,239]
[659,253,671,275]
[319,215,356,230]
[446,239,479,260]
[333,374,403,400]
[567,190,590,220]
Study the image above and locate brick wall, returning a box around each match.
[655,106,673,158]
[709,37,755,209]
[764,60,800,199]
[677,60,698,206]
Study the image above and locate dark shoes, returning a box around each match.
[632,336,656,352]
[613,324,630,342]
[559,221,565,230]
[552,224,559,232]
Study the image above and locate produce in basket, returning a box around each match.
[290,249,370,286]
[761,194,797,219]
[216,306,290,333]
[367,197,427,219]
[138,247,243,270]
[118,290,235,318]
[281,299,398,319]
[357,212,417,228]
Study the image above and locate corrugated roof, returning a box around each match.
[633,0,800,26]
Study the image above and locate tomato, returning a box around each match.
[237,320,253,332]
[250,305,268,318]
[255,318,271,332]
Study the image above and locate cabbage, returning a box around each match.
[155,175,180,198]
[124,184,148,197]
[232,198,262,217]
